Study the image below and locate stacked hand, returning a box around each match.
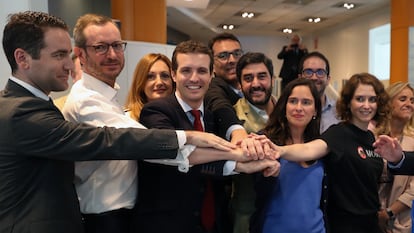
[234,133,281,177]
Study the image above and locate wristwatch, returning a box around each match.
[386,208,395,219]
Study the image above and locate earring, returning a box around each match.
[312,115,316,120]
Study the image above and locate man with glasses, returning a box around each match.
[206,33,246,141]
[62,13,135,233]
[299,51,339,132]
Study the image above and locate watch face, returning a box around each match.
[386,209,394,218]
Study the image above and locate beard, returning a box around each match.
[244,86,272,106]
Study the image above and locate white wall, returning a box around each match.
[312,7,390,90]
[238,7,390,92]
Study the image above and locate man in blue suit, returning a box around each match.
[133,40,280,233]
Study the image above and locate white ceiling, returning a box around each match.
[167,0,390,40]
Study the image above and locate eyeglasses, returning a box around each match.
[302,68,327,79]
[85,42,127,55]
[214,49,243,61]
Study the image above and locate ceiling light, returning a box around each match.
[219,24,237,30]
[306,17,323,23]
[241,12,255,18]
[282,28,293,33]
[343,3,355,9]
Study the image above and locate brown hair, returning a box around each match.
[125,53,173,121]
[172,40,213,73]
[336,73,390,128]
[73,13,116,48]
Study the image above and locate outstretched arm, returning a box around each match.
[185,130,236,151]
[235,159,280,177]
[188,146,250,165]
[279,139,329,162]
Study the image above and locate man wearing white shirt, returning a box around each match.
[63,14,250,233]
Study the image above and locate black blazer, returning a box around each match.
[0,80,179,233]
[134,95,228,233]
[205,77,243,138]
[389,151,414,175]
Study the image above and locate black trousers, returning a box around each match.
[82,208,133,233]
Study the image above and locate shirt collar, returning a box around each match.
[10,76,50,101]
[174,92,204,116]
[322,94,336,112]
[230,85,244,98]
[81,72,120,101]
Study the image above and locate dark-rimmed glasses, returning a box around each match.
[214,49,243,61]
[85,42,127,55]
[302,68,327,79]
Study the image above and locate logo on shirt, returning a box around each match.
[357,146,367,159]
[357,146,381,159]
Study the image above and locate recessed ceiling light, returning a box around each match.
[241,12,255,18]
[305,17,323,23]
[219,24,237,30]
[343,3,355,9]
[282,28,293,33]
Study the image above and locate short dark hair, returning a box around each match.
[208,33,241,53]
[2,11,68,73]
[236,52,274,83]
[299,51,330,75]
[171,40,213,73]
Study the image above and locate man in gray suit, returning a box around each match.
[0,11,250,233]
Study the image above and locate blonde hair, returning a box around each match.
[125,53,173,121]
[375,82,414,137]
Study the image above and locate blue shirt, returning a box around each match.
[262,159,325,233]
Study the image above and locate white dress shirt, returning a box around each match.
[62,73,192,214]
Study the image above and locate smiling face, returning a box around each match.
[211,39,242,87]
[286,85,316,131]
[25,28,74,95]
[240,63,273,108]
[391,87,414,123]
[173,53,212,109]
[144,60,173,102]
[77,22,124,87]
[349,84,378,130]
[301,56,330,96]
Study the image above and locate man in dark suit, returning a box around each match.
[0,11,245,233]
[133,40,280,233]
[206,33,246,142]
[374,135,414,175]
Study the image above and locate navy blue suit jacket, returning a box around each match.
[133,95,229,233]
[390,152,414,175]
